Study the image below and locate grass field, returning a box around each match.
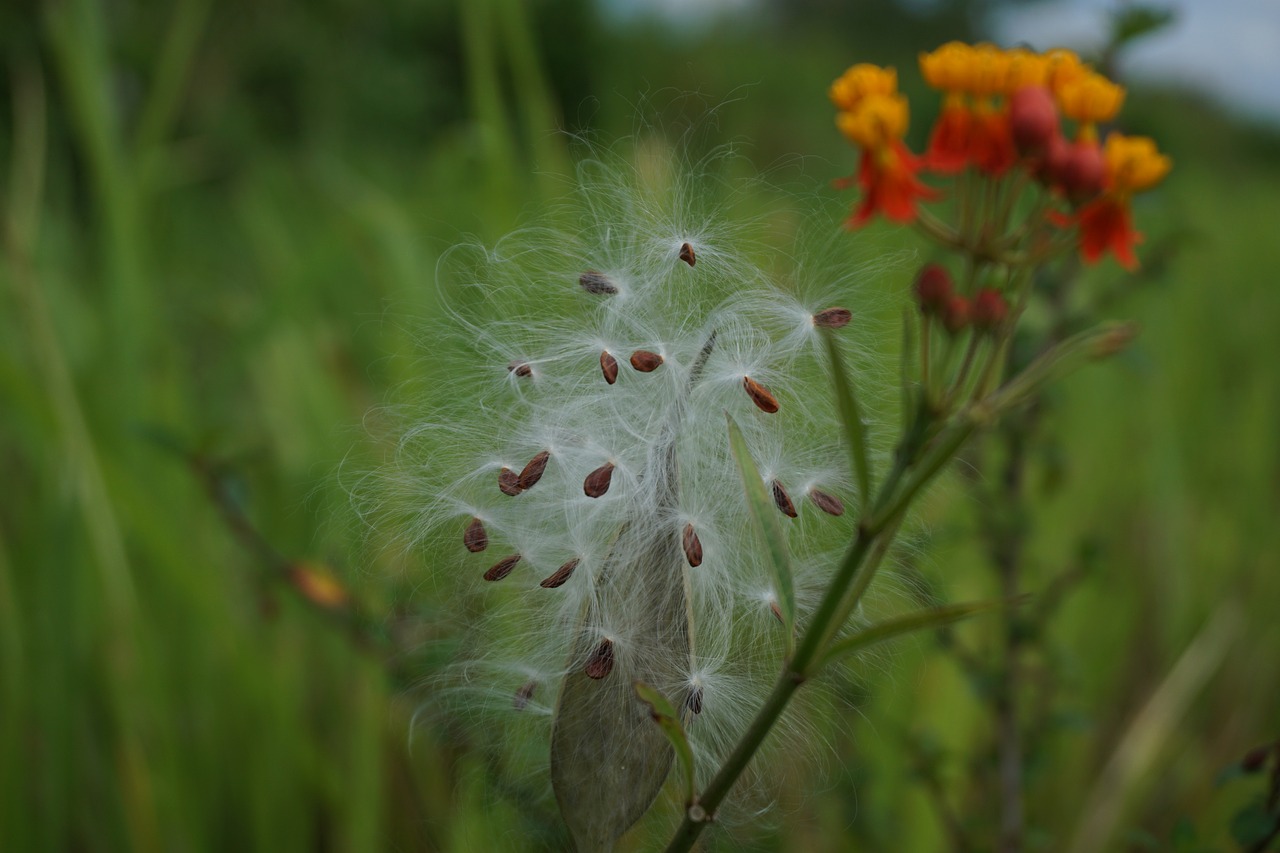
[3,1,1279,850]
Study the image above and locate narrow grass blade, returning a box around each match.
[634,681,697,806]
[824,330,871,509]
[726,414,794,652]
[817,598,1011,671]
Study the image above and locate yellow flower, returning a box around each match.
[1057,70,1125,131]
[919,41,974,93]
[1004,47,1048,92]
[1043,48,1089,97]
[829,64,898,112]
[968,43,1011,97]
[836,92,910,149]
[1104,133,1171,195]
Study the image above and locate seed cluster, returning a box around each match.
[402,154,879,802]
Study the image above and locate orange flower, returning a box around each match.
[833,85,938,227]
[918,42,1018,175]
[1075,133,1171,268]
[1057,71,1125,142]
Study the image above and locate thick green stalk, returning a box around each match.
[664,397,978,852]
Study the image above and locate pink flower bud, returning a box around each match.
[1009,86,1059,155]
[971,288,1008,333]
[913,263,954,316]
[1058,140,1107,200]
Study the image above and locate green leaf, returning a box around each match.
[726,413,795,652]
[818,598,1013,671]
[633,681,697,806]
[824,330,870,509]
[1110,5,1176,48]
[1229,797,1276,848]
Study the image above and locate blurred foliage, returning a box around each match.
[1,0,1279,851]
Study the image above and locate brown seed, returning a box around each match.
[630,350,664,372]
[769,600,785,624]
[743,376,779,413]
[678,242,696,267]
[498,467,522,496]
[583,462,615,498]
[463,516,488,552]
[771,479,798,518]
[507,360,533,377]
[600,350,619,385]
[584,637,615,680]
[484,553,521,582]
[813,307,853,329]
[514,680,537,711]
[808,488,845,517]
[686,684,704,716]
[579,270,618,295]
[540,558,580,589]
[682,523,703,567]
[518,450,550,490]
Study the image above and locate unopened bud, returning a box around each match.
[1009,86,1059,155]
[1058,140,1107,200]
[1090,322,1137,358]
[971,288,1008,334]
[914,263,954,317]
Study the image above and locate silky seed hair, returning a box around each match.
[370,131,906,822]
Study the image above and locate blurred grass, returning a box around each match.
[2,0,1279,851]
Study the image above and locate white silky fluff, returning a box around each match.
[379,136,904,828]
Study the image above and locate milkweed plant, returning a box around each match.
[382,42,1171,852]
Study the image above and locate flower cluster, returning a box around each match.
[830,42,1171,270]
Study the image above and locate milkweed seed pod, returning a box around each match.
[378,140,897,844]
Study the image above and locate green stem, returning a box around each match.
[664,396,980,851]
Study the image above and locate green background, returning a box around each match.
[2,0,1278,850]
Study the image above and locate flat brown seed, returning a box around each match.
[771,479,798,518]
[584,637,615,680]
[463,516,488,553]
[540,558,580,589]
[808,488,846,517]
[743,376,779,413]
[498,467,522,496]
[514,680,537,711]
[579,270,618,295]
[600,350,619,385]
[769,600,785,625]
[507,360,533,377]
[583,462,615,498]
[678,242,696,267]
[484,553,521,582]
[630,350,664,372]
[813,307,853,328]
[686,685,704,716]
[682,523,703,567]
[518,450,550,490]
